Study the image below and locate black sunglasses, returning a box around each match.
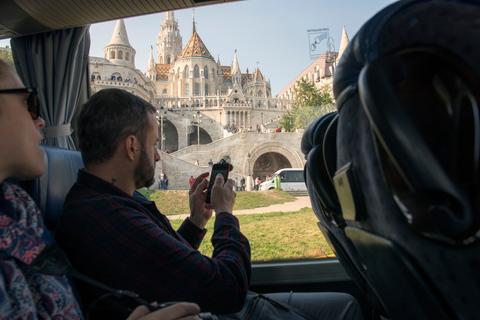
[0,88,39,119]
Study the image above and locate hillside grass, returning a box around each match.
[139,188,334,262]
[138,188,297,216]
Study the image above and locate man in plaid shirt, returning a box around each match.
[56,89,251,315]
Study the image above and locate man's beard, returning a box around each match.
[134,147,155,189]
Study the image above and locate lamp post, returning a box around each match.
[193,111,202,145]
[157,107,167,151]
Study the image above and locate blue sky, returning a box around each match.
[1,0,397,95]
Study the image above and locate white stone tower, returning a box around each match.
[104,19,136,69]
[231,50,241,85]
[146,46,156,81]
[157,11,183,64]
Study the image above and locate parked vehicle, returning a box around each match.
[259,168,306,191]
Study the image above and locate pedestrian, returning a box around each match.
[159,169,168,190]
[208,159,213,167]
[189,175,195,186]
[254,177,260,191]
[195,159,199,165]
[234,177,238,191]
[240,176,245,191]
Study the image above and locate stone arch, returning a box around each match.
[188,126,212,146]
[158,118,179,152]
[242,143,303,177]
[118,50,123,59]
[110,50,115,59]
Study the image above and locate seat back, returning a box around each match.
[31,145,84,231]
[303,1,480,319]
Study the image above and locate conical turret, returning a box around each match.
[146,46,156,81]
[338,25,349,62]
[104,19,136,68]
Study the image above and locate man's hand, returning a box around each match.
[211,174,236,215]
[189,172,213,229]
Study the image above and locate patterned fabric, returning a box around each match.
[56,169,251,315]
[0,181,83,320]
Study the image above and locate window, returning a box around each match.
[212,68,215,79]
[194,65,199,78]
[205,85,208,96]
[204,66,208,79]
[185,84,189,97]
[110,51,115,59]
[118,50,123,59]
[163,89,167,94]
[285,170,304,183]
[185,66,189,79]
[126,52,129,61]
[195,84,199,96]
[167,56,171,64]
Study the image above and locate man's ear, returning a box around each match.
[124,135,140,161]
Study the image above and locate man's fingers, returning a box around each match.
[189,172,209,194]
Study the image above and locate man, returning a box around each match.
[240,176,245,191]
[189,175,195,186]
[56,89,251,315]
[57,89,364,319]
[208,159,213,167]
[0,61,201,320]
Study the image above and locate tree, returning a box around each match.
[0,50,15,70]
[279,79,335,131]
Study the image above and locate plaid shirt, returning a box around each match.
[55,170,251,315]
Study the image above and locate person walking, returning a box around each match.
[240,176,245,191]
[189,176,195,186]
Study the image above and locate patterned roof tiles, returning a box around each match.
[156,64,170,81]
[176,32,214,61]
[221,66,231,82]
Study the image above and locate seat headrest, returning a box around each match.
[32,145,84,230]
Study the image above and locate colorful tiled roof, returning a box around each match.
[156,64,170,81]
[176,32,214,61]
[221,66,231,82]
[252,68,264,82]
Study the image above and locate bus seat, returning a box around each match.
[32,145,84,231]
[303,1,480,319]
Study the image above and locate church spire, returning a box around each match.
[192,9,196,35]
[232,50,240,75]
[337,25,349,62]
[148,46,155,69]
[146,46,156,81]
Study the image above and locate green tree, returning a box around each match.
[280,79,335,131]
[0,50,15,70]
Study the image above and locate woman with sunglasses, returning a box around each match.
[0,59,202,320]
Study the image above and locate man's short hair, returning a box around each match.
[78,88,156,165]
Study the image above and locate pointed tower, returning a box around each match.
[231,50,241,84]
[104,19,136,68]
[176,24,214,62]
[157,11,183,64]
[337,25,350,62]
[146,46,156,81]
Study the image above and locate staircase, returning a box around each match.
[286,190,309,197]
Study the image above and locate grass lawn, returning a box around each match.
[139,188,334,262]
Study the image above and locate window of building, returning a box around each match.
[110,51,115,59]
[126,52,130,61]
[186,84,189,97]
[185,66,189,79]
[204,66,208,79]
[118,50,123,59]
[167,56,171,64]
[163,89,167,94]
[205,85,208,96]
[194,65,200,78]
[212,68,215,79]
[195,84,199,96]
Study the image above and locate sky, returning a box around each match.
[0,0,397,96]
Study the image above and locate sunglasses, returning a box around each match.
[0,88,39,119]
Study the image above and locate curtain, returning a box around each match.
[11,26,91,150]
